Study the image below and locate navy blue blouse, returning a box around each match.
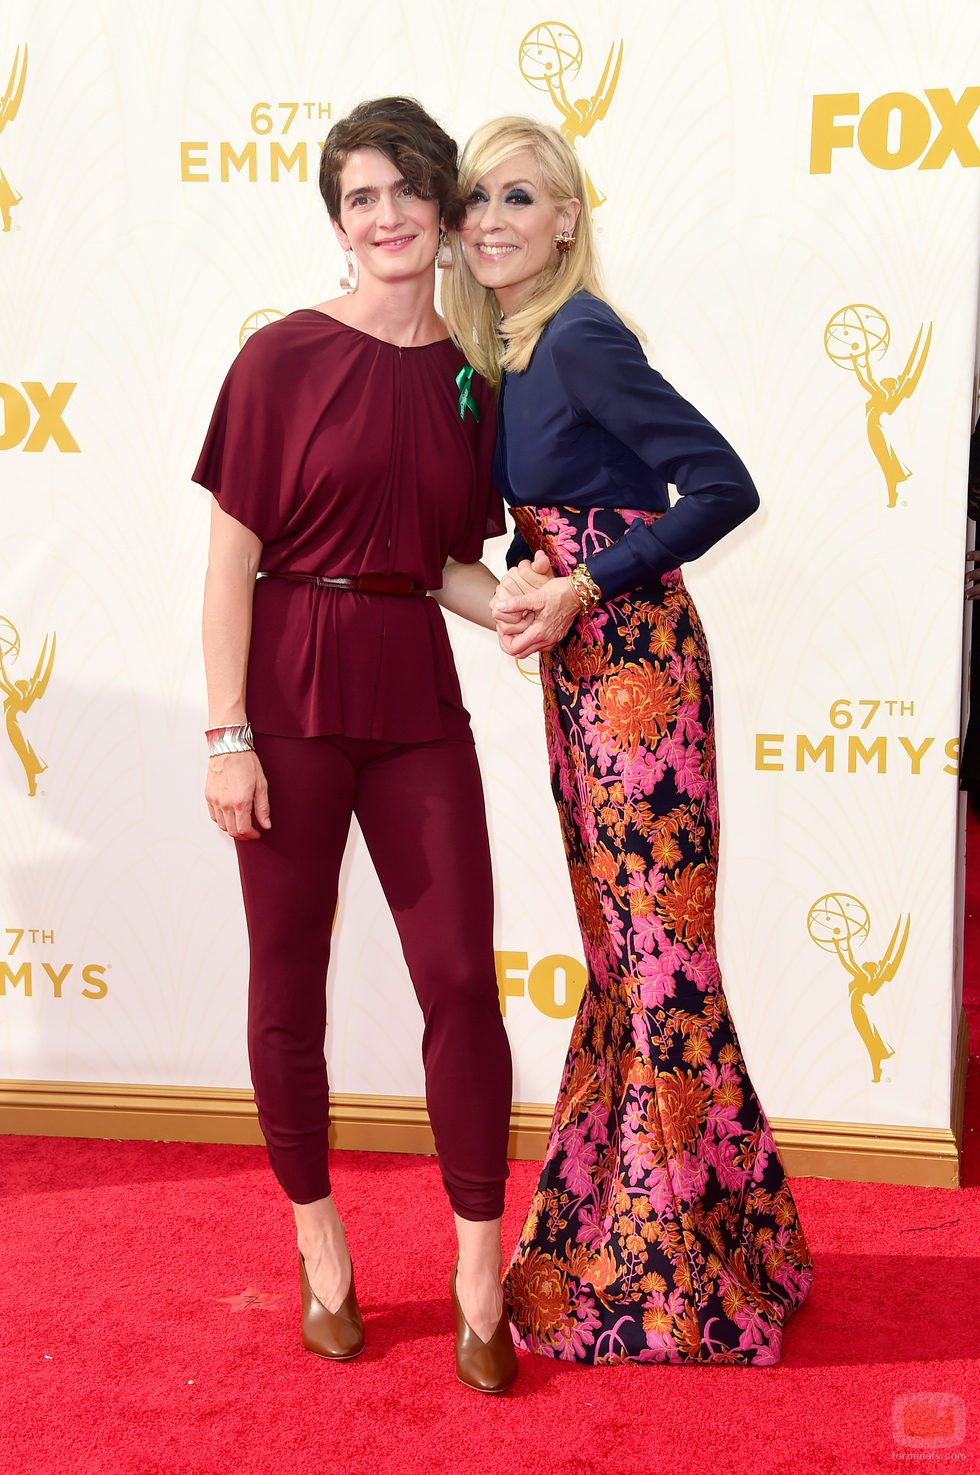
[495,292,759,597]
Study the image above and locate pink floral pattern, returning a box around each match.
[503,505,812,1365]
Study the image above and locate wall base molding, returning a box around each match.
[0,1079,555,1163]
[1,1010,967,1187]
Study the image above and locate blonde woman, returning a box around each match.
[443,117,812,1365]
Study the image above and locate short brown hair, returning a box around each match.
[318,97,467,229]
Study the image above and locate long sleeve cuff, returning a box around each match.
[585,526,677,598]
[584,483,759,598]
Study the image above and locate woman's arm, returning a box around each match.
[546,304,760,598]
[429,558,499,630]
[432,552,554,636]
[202,500,270,840]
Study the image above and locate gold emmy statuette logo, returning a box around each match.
[0,614,55,795]
[825,304,932,507]
[807,892,910,1082]
[0,45,27,233]
[519,22,622,209]
[239,308,285,348]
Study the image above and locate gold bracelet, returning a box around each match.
[569,562,601,613]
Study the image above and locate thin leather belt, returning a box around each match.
[257,571,427,596]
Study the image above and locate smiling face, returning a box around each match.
[459,148,580,316]
[332,147,441,288]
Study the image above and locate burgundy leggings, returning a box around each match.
[235,726,512,1219]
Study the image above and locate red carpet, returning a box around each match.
[2,817,979,1475]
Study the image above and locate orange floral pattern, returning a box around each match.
[503,505,812,1365]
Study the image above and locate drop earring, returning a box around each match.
[436,229,452,269]
[340,249,358,294]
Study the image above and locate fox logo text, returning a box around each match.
[0,383,79,451]
[810,88,980,173]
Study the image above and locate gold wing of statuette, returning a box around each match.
[874,913,910,985]
[585,41,623,128]
[892,323,933,406]
[24,632,55,707]
[0,45,27,134]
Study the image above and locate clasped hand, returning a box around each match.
[490,549,582,656]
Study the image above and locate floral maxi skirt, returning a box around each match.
[503,505,812,1365]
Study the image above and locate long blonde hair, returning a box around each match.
[442,116,620,387]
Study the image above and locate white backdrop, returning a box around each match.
[1,0,978,1139]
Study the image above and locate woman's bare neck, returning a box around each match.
[312,281,448,348]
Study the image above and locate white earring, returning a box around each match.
[340,249,358,294]
[436,230,452,269]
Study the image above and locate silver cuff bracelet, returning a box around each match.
[206,723,255,757]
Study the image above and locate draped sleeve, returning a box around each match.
[192,328,304,545]
[547,303,759,598]
[191,312,503,741]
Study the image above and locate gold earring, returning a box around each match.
[436,229,452,269]
[554,230,575,254]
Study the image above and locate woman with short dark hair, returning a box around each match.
[195,98,520,1393]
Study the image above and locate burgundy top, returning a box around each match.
[193,309,502,740]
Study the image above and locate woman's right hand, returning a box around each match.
[205,750,271,840]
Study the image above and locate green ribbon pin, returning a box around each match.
[455,365,480,422]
